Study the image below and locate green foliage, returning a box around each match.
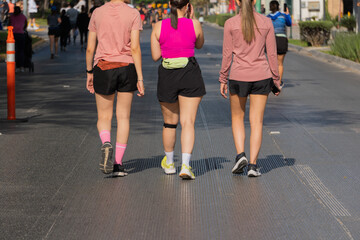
[216,14,234,27]
[340,15,356,32]
[331,33,360,62]
[288,39,309,47]
[0,31,7,54]
[299,21,333,46]
[205,15,217,23]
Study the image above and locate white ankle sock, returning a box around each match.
[182,153,191,166]
[165,151,174,164]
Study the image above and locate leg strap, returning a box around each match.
[163,123,177,129]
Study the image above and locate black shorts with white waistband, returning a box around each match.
[93,63,137,95]
[157,57,206,103]
[229,78,274,97]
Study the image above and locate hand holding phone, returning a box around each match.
[284,3,289,14]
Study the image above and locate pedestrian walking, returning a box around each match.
[47,6,61,59]
[9,6,27,72]
[267,0,291,83]
[27,0,38,30]
[60,9,71,51]
[151,0,205,180]
[76,6,89,50]
[67,2,79,44]
[219,0,281,177]
[86,0,144,177]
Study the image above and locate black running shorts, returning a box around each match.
[157,57,206,103]
[276,36,288,55]
[229,78,274,97]
[93,63,138,95]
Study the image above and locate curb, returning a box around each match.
[288,44,360,74]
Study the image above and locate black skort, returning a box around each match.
[229,78,274,97]
[48,27,60,37]
[276,36,288,55]
[93,63,138,95]
[157,57,206,103]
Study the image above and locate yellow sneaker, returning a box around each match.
[179,164,195,180]
[161,156,176,174]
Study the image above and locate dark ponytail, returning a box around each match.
[170,5,178,29]
[170,0,190,29]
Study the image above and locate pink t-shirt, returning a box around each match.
[88,2,143,66]
[219,12,280,87]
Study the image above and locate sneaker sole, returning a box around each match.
[247,170,261,177]
[100,145,113,174]
[231,157,248,174]
[179,173,195,180]
[113,172,128,177]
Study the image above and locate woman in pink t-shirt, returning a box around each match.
[151,0,205,180]
[219,0,281,177]
[86,0,144,177]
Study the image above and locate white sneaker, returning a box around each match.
[247,165,261,177]
[161,156,176,174]
[179,164,195,180]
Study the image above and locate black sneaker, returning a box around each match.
[231,152,248,174]
[100,142,113,174]
[113,164,128,177]
[247,164,261,177]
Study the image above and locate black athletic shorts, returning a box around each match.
[48,27,60,37]
[93,63,137,95]
[29,13,37,19]
[229,78,274,97]
[157,57,206,103]
[276,36,288,55]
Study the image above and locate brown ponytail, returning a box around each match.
[240,0,259,44]
[170,0,190,29]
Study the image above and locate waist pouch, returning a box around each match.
[162,57,189,69]
[97,59,129,71]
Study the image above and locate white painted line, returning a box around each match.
[295,165,351,217]
[63,85,70,88]
[207,53,212,55]
[26,108,38,113]
[270,131,280,135]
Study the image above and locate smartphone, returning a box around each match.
[283,3,288,12]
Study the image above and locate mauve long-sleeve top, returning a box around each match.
[219,11,280,88]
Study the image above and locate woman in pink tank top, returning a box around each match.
[151,0,205,180]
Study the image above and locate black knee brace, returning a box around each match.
[163,123,177,128]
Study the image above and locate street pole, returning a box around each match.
[255,0,261,13]
[299,0,302,21]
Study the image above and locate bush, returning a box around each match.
[299,21,333,46]
[216,14,234,27]
[205,15,217,23]
[331,33,360,62]
[340,15,356,32]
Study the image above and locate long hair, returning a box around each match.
[170,0,189,29]
[240,0,258,44]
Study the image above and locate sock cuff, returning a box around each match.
[116,143,127,148]
[99,130,110,136]
[165,151,174,154]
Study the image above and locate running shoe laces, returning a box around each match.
[161,156,176,174]
[179,164,195,180]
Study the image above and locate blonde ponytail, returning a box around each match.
[241,0,258,44]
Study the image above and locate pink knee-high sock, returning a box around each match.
[99,130,111,144]
[115,143,127,165]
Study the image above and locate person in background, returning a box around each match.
[9,6,27,72]
[267,0,291,84]
[74,0,86,12]
[77,5,89,50]
[219,0,281,177]
[60,9,71,51]
[67,2,78,44]
[60,2,70,13]
[47,5,61,59]
[8,0,14,14]
[27,0,38,29]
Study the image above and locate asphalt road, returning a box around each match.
[0,24,360,240]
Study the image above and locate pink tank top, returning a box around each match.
[159,18,196,58]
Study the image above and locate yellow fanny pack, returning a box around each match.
[162,57,189,69]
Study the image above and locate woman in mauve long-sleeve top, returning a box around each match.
[219,0,281,177]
